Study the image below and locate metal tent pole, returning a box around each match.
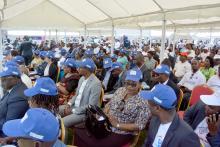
[84,25,87,49]
[160,13,166,62]
[111,22,115,55]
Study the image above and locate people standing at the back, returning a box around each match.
[19,36,33,66]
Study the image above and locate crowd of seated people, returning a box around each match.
[0,36,219,147]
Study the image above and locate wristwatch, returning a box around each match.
[116,123,120,128]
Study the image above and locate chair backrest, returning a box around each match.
[99,88,104,108]
[177,89,184,111]
[56,67,61,83]
[60,118,66,142]
[188,85,214,107]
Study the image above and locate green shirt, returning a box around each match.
[200,67,216,81]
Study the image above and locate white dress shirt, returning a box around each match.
[21,73,32,88]
[74,77,89,108]
[178,70,206,90]
[174,61,191,78]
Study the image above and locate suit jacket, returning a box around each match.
[48,63,58,82]
[0,82,29,132]
[144,114,200,147]
[69,74,102,115]
[183,100,206,130]
[140,64,152,87]
[19,41,33,57]
[166,79,180,101]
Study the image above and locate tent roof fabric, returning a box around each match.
[0,0,220,30]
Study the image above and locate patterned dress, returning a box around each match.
[106,87,151,135]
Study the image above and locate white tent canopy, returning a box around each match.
[0,0,220,30]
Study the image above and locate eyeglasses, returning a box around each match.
[124,81,137,87]
[117,99,125,112]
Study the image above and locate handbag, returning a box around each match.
[85,105,112,139]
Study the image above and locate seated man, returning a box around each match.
[103,62,123,93]
[184,93,220,147]
[0,64,29,137]
[2,108,66,147]
[174,53,191,81]
[59,58,102,127]
[135,53,152,88]
[12,55,32,88]
[178,59,206,110]
[152,64,180,102]
[140,84,200,147]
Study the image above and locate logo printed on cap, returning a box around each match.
[82,59,86,62]
[29,132,44,140]
[104,61,109,64]
[40,88,49,93]
[130,70,137,75]
[165,71,169,74]
[157,65,162,69]
[69,63,73,66]
[3,67,8,71]
[12,71,19,75]
[86,65,91,69]
[153,96,162,104]
[20,114,28,123]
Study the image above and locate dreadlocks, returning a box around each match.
[31,94,59,114]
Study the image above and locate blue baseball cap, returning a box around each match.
[39,51,47,58]
[85,49,94,56]
[12,56,25,64]
[3,50,11,56]
[45,51,54,59]
[60,48,67,56]
[125,68,143,82]
[0,64,21,77]
[64,58,77,68]
[140,84,177,109]
[77,58,96,72]
[103,58,112,69]
[3,108,59,142]
[153,64,170,75]
[110,62,123,71]
[34,50,40,56]
[24,77,58,97]
[110,54,118,59]
[3,61,18,67]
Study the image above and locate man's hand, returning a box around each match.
[207,113,220,136]
[108,115,118,128]
[64,104,72,116]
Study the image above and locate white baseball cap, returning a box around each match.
[200,93,220,106]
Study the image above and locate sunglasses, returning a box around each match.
[124,81,138,87]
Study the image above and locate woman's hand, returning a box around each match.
[108,115,118,128]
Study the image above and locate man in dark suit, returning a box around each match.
[0,64,29,136]
[152,64,180,101]
[140,84,200,147]
[134,53,152,87]
[19,36,33,66]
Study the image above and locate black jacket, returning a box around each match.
[140,64,152,87]
[166,79,180,101]
[183,100,206,130]
[144,114,200,147]
[19,41,33,57]
[0,82,29,135]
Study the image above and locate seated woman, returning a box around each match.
[44,51,58,82]
[57,59,80,104]
[74,68,151,147]
[200,56,216,81]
